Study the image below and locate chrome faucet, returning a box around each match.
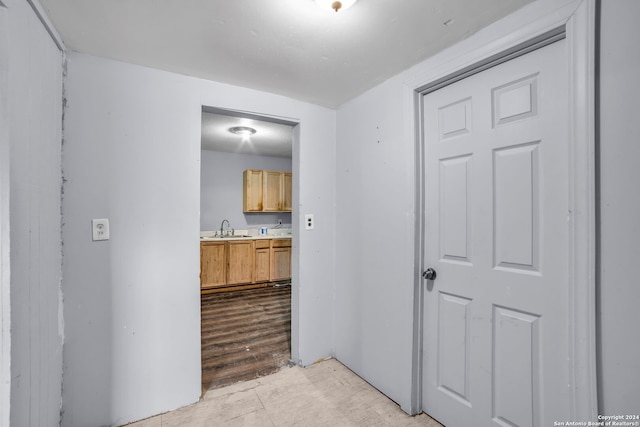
[220,219,232,237]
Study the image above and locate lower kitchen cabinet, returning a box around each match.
[200,237,291,291]
[227,240,255,285]
[254,240,271,283]
[270,239,292,282]
[200,242,226,288]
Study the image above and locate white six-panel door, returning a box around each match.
[422,39,571,427]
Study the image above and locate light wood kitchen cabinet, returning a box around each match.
[254,240,271,283]
[282,172,292,211]
[263,171,292,212]
[226,240,255,285]
[200,237,291,290]
[270,239,292,282]
[200,242,226,288]
[243,169,263,212]
[243,169,292,213]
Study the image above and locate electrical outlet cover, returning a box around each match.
[92,218,110,241]
[304,214,314,230]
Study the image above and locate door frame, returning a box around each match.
[198,104,300,371]
[408,0,597,420]
[0,3,11,425]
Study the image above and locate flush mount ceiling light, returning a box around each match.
[228,126,257,136]
[315,0,358,13]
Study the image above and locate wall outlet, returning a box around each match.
[304,214,314,230]
[92,218,110,241]
[277,218,282,225]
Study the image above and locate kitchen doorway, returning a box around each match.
[199,106,297,391]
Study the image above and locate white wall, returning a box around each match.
[5,0,64,426]
[335,75,417,411]
[200,150,291,231]
[61,52,336,426]
[598,0,640,414]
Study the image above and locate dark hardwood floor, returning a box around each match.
[200,285,292,392]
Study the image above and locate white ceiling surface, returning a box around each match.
[38,0,533,109]
[202,112,293,158]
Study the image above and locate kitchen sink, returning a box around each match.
[200,234,250,239]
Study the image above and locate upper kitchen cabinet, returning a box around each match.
[282,173,292,211]
[263,170,292,212]
[243,169,292,213]
[243,169,263,212]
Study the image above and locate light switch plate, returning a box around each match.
[92,218,110,241]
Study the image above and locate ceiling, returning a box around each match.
[38,0,533,109]
[201,110,294,158]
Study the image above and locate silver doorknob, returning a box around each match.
[422,268,437,281]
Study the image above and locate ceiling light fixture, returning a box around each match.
[228,126,257,136]
[315,0,358,13]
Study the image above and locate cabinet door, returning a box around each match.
[254,248,270,283]
[283,172,292,211]
[270,247,291,282]
[263,170,282,211]
[201,242,226,288]
[243,169,263,212]
[227,240,255,285]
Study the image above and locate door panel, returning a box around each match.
[493,142,539,272]
[422,39,570,427]
[437,292,472,404]
[439,155,472,264]
[492,306,540,427]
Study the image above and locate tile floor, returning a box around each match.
[123,358,443,427]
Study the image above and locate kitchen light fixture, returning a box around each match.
[315,0,358,13]
[228,126,257,136]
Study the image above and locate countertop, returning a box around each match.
[200,229,292,242]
